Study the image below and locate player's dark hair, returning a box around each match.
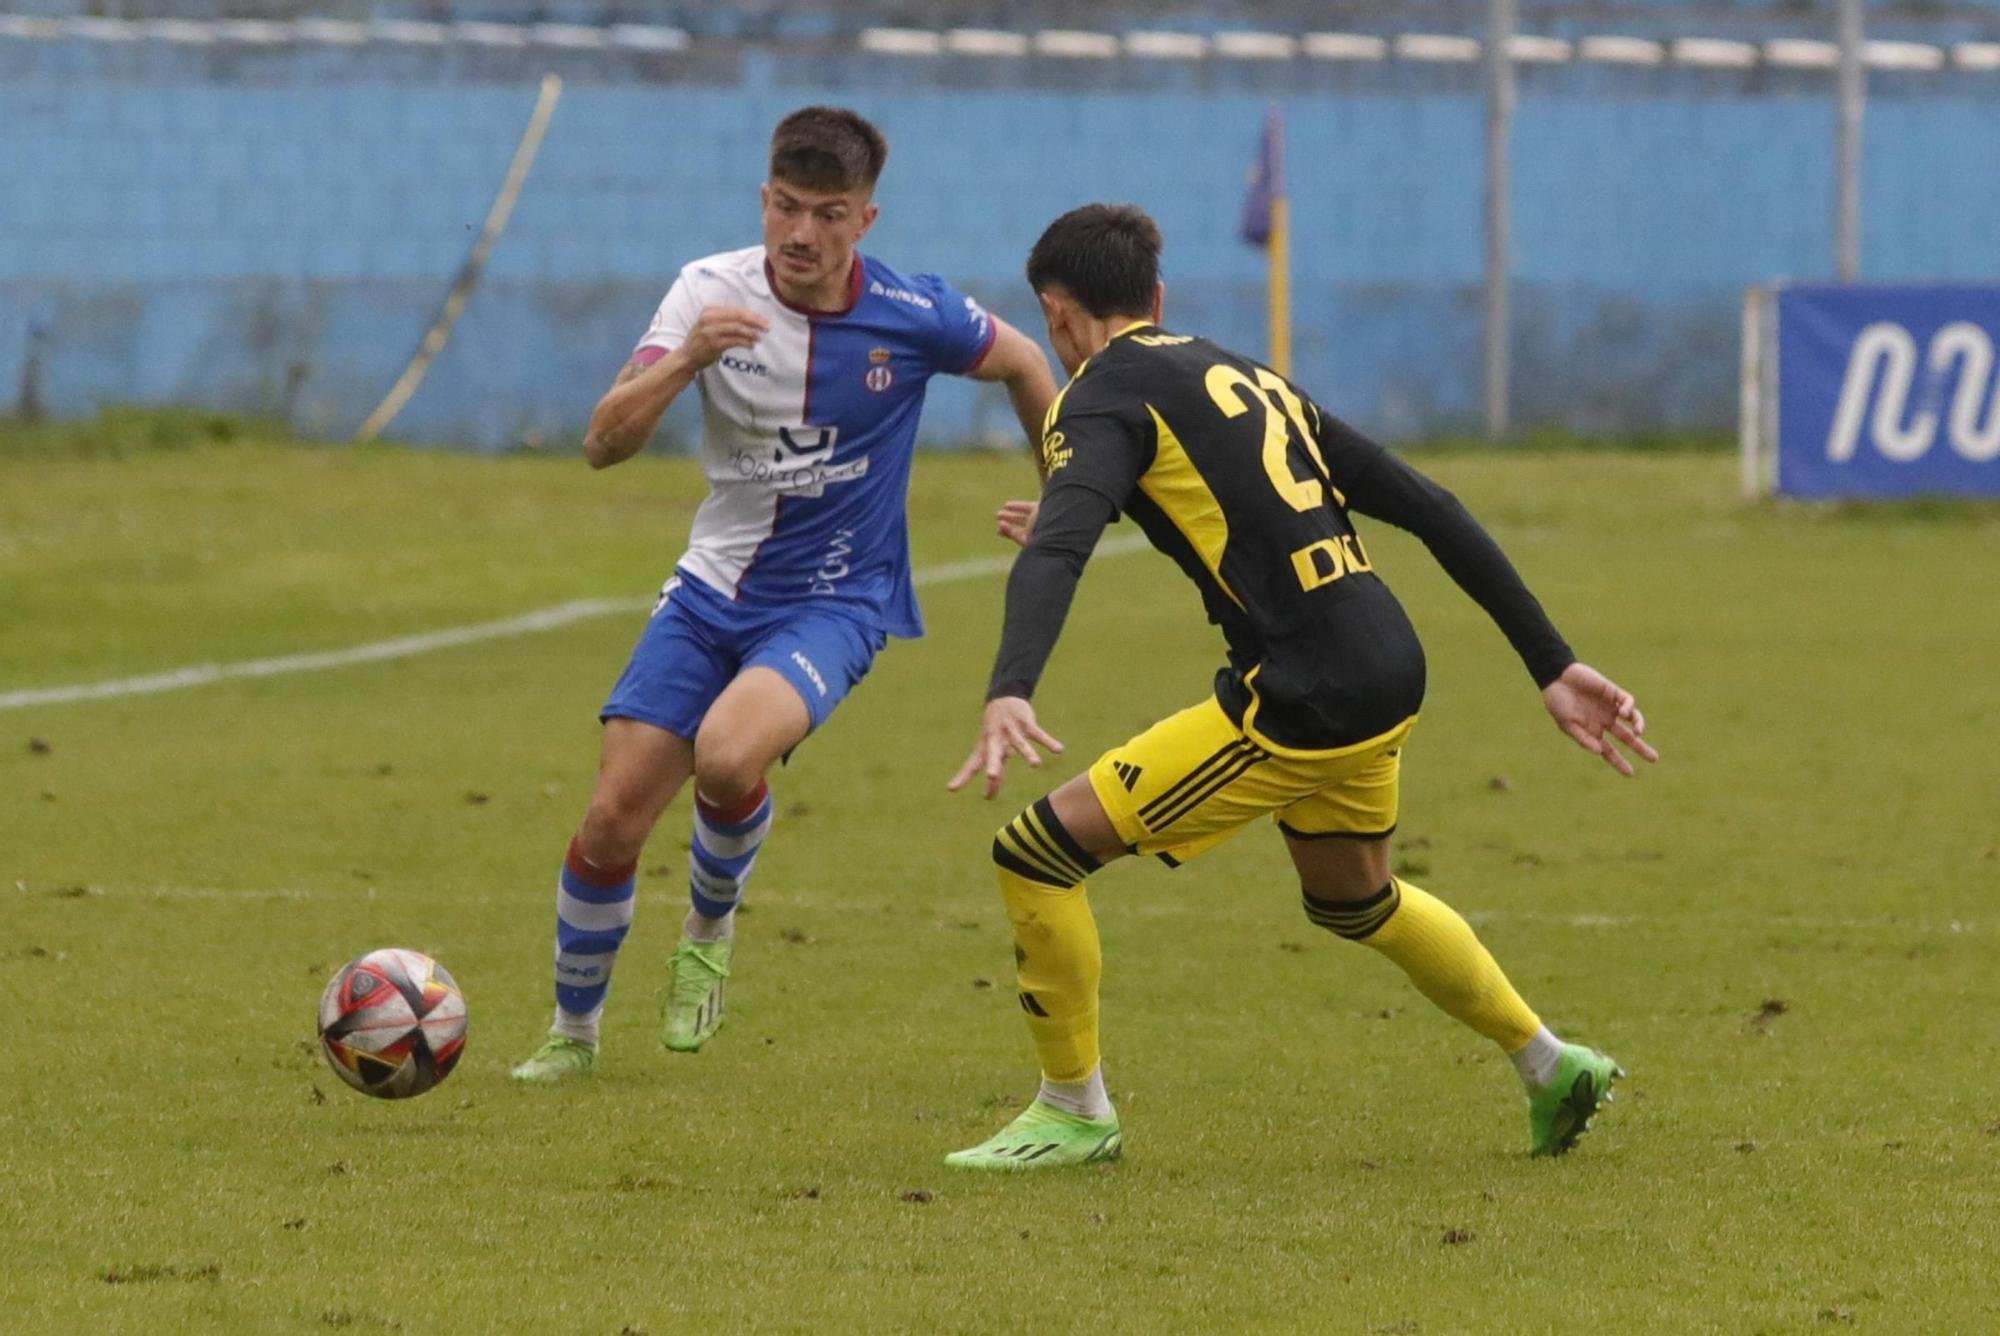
[1025,204,1162,319]
[769,106,888,193]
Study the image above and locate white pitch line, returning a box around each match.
[0,598,635,711]
[0,533,1150,713]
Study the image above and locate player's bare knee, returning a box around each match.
[579,788,656,865]
[1297,864,1382,903]
[691,738,767,808]
[1286,831,1391,906]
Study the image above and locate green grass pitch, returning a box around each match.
[3,435,1997,1333]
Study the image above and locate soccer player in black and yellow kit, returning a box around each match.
[945,204,1658,1170]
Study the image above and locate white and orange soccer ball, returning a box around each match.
[317,949,468,1099]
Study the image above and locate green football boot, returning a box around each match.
[945,1100,1123,1171]
[661,935,731,1053]
[1528,1043,1622,1157]
[509,1034,596,1083]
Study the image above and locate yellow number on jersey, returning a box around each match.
[1202,365,1343,511]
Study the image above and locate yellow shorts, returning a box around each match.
[1086,696,1415,867]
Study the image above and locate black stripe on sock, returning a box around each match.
[1012,813,1088,886]
[1029,797,1102,876]
[1307,909,1396,940]
[992,838,1075,889]
[1304,908,1395,938]
[1001,823,1083,887]
[1303,881,1403,940]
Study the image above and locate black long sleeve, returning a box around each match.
[1334,425,1575,688]
[973,327,1575,756]
[984,483,1121,701]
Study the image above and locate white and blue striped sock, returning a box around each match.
[550,837,636,1045]
[687,781,774,930]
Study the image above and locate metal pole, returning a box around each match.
[355,73,563,444]
[1267,106,1292,379]
[1835,0,1864,281]
[1739,286,1765,499]
[1269,192,1292,377]
[1483,0,1516,438]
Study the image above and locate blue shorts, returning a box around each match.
[601,572,888,741]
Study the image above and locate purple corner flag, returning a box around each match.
[1240,104,1285,248]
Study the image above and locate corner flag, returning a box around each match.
[1240,104,1290,376]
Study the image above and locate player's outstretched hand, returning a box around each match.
[948,696,1065,800]
[996,500,1039,547]
[681,306,771,369]
[1541,662,1659,777]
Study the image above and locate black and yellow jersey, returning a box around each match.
[987,322,1574,754]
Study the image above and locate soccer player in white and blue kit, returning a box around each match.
[511,108,1057,1080]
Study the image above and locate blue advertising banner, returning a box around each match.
[1776,286,2000,498]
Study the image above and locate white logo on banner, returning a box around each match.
[1826,321,2000,463]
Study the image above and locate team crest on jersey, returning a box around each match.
[1042,430,1071,474]
[865,347,893,394]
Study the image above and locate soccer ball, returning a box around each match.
[317,948,468,1099]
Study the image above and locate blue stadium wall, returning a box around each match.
[3,38,1998,448]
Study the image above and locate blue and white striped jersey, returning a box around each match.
[633,245,996,640]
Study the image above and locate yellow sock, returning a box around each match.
[1342,878,1542,1053]
[996,865,1102,1083]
